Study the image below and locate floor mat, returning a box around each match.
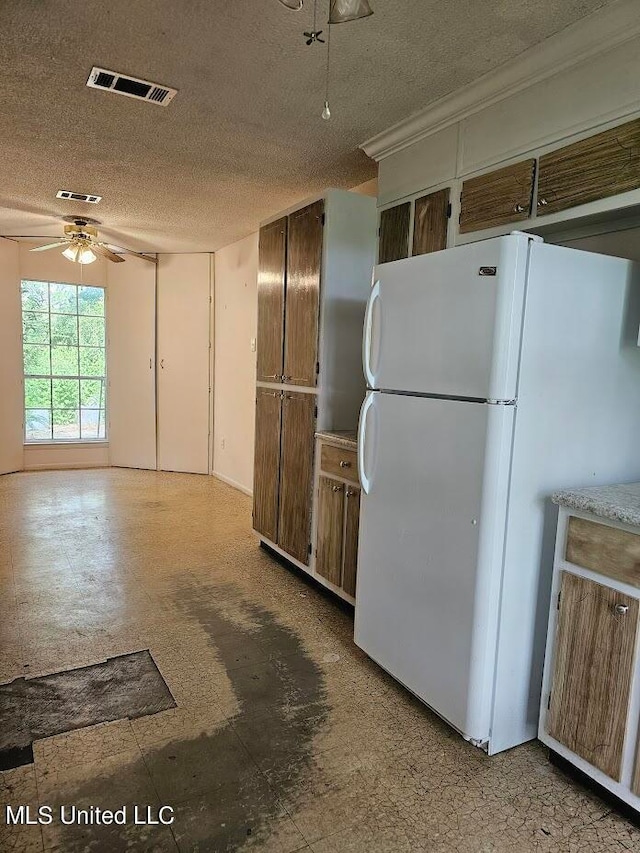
[0,650,175,769]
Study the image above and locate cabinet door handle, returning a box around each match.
[346,488,356,497]
[339,460,351,468]
[614,603,629,615]
[331,484,343,492]
[513,203,526,214]
[282,375,291,382]
[160,358,165,369]
[263,374,281,380]
[537,198,548,208]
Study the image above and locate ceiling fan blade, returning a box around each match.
[114,246,158,264]
[29,240,71,252]
[93,243,125,263]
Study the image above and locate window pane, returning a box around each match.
[50,283,77,314]
[21,281,48,312]
[80,379,104,408]
[80,408,105,439]
[25,409,52,441]
[52,379,79,410]
[23,311,50,344]
[23,344,50,376]
[50,313,78,346]
[79,347,105,377]
[51,346,79,376]
[52,409,80,440]
[25,379,51,408]
[79,316,105,347]
[78,286,105,316]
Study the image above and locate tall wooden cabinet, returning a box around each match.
[252,189,376,579]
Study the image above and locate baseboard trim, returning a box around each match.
[211,471,252,497]
[23,462,111,472]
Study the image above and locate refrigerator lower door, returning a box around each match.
[355,391,514,744]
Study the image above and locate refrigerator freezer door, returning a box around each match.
[364,234,530,400]
[354,391,514,743]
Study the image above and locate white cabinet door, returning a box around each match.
[107,258,157,470]
[355,390,514,742]
[0,239,23,474]
[157,254,211,474]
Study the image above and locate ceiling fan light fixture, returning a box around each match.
[78,246,97,265]
[62,244,80,263]
[329,0,373,23]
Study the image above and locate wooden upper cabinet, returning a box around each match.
[547,572,639,782]
[256,218,287,383]
[459,159,536,233]
[252,388,282,541]
[283,200,323,387]
[378,202,410,263]
[342,486,360,597]
[277,391,316,565]
[316,476,345,587]
[412,188,449,256]
[538,118,640,216]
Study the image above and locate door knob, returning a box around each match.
[614,603,629,615]
[339,460,351,468]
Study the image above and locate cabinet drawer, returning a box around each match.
[537,118,640,216]
[565,516,640,588]
[459,159,536,233]
[320,444,358,484]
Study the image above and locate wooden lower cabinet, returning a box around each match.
[547,571,639,781]
[342,486,360,597]
[316,477,345,585]
[277,391,316,565]
[252,388,282,542]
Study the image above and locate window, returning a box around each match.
[21,280,106,442]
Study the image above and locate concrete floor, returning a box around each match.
[1,468,639,853]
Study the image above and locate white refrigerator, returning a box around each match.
[354,232,640,755]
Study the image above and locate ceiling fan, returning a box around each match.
[26,217,157,265]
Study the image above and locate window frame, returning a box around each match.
[21,279,108,445]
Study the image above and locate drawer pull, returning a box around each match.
[339,460,351,468]
[614,603,629,616]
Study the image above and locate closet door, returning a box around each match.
[107,257,157,470]
[252,388,282,541]
[157,254,211,474]
[278,391,316,564]
[256,218,287,383]
[283,201,323,387]
[0,239,23,474]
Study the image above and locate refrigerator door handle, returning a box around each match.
[358,392,375,494]
[363,279,381,388]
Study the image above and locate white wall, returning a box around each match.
[213,233,258,495]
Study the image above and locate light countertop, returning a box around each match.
[552,483,640,528]
[316,430,357,449]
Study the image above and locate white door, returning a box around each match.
[107,258,157,469]
[364,234,533,400]
[355,390,514,742]
[0,239,23,474]
[157,254,210,474]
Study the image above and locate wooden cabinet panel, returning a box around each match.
[379,202,410,264]
[319,444,358,484]
[566,516,640,588]
[459,159,536,233]
[284,200,323,387]
[342,486,360,597]
[256,218,287,383]
[538,118,640,216]
[316,476,345,586]
[547,572,639,781]
[278,391,316,565]
[252,388,282,541]
[412,188,449,256]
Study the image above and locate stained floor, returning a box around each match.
[1,469,639,853]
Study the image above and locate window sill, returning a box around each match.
[24,441,109,447]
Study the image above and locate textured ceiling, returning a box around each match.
[0,0,613,253]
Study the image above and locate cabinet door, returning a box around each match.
[459,159,536,233]
[538,118,640,216]
[283,201,323,387]
[316,476,345,586]
[253,388,282,542]
[278,391,316,564]
[378,202,410,263]
[412,189,449,257]
[342,486,360,597]
[256,217,287,383]
[547,572,639,781]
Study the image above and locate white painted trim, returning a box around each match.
[23,462,110,471]
[212,470,252,497]
[361,0,640,161]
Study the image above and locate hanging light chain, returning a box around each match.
[322,7,332,120]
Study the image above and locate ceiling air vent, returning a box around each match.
[56,190,102,204]
[86,66,177,107]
